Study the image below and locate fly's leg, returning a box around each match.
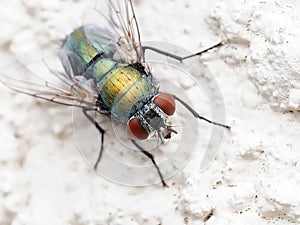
[142,43,230,129]
[82,108,105,169]
[173,95,231,129]
[142,42,222,62]
[131,140,168,187]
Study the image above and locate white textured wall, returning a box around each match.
[0,0,300,224]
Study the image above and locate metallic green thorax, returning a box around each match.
[60,26,157,122]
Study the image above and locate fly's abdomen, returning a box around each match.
[98,66,156,122]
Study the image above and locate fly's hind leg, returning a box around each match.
[131,140,168,187]
[82,108,105,169]
[142,42,222,62]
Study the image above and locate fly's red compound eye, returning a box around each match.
[153,93,176,116]
[126,117,149,140]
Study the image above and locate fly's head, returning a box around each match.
[126,93,177,141]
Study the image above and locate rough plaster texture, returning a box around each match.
[0,0,299,224]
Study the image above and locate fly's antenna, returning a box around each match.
[165,126,178,134]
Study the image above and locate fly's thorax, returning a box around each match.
[97,65,157,122]
[91,59,118,81]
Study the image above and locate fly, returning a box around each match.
[0,0,230,187]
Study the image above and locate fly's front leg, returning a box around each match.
[142,42,222,62]
[82,108,105,169]
[131,140,168,187]
[173,95,231,129]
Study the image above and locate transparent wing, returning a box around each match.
[0,59,100,111]
[103,0,143,64]
[59,0,144,65]
[0,0,143,113]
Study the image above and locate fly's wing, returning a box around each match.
[0,0,142,114]
[105,0,144,64]
[59,25,117,78]
[0,58,103,113]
